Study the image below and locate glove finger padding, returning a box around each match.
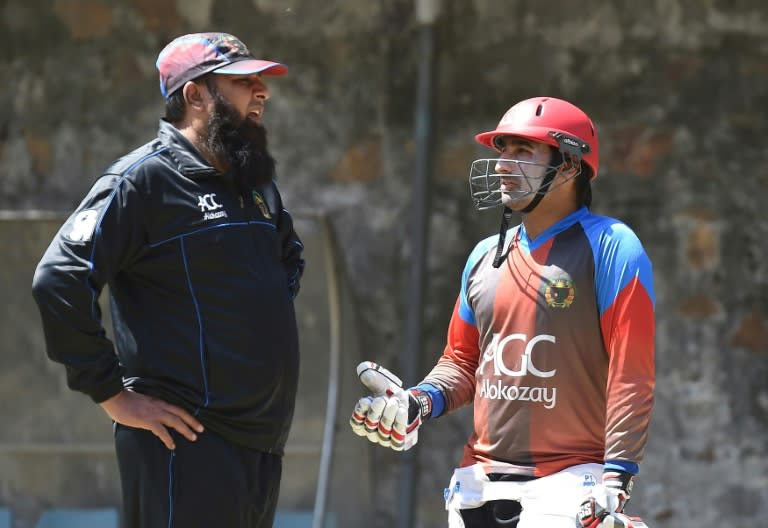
[363,396,388,443]
[350,396,373,436]
[390,393,419,451]
[577,504,649,528]
[604,514,648,528]
[376,396,401,447]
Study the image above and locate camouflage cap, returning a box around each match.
[156,32,287,98]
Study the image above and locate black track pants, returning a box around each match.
[115,424,282,528]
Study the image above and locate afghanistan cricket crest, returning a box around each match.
[251,190,272,219]
[543,276,576,308]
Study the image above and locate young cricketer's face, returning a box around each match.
[493,137,556,210]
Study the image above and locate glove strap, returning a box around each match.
[603,470,635,496]
[408,388,433,420]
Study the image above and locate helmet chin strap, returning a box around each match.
[518,165,558,214]
[492,207,516,268]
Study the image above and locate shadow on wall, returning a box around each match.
[0,211,365,528]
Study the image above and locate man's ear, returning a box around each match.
[560,154,580,176]
[182,81,208,110]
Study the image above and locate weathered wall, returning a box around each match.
[1,1,767,527]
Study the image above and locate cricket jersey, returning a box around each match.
[421,206,655,477]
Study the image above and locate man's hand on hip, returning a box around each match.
[99,390,204,450]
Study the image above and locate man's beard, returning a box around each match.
[203,93,276,187]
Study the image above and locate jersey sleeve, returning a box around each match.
[593,222,656,469]
[31,173,146,403]
[421,240,492,414]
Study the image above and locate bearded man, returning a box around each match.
[32,33,305,528]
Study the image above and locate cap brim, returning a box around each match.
[212,59,288,76]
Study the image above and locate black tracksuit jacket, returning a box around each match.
[32,120,305,453]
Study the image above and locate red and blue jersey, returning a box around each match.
[421,207,655,477]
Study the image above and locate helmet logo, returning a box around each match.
[548,131,590,161]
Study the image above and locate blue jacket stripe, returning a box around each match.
[180,237,210,407]
[149,220,276,248]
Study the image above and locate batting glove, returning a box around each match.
[577,509,649,528]
[577,470,637,528]
[349,361,432,451]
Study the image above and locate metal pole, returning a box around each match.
[399,1,440,526]
[312,213,343,528]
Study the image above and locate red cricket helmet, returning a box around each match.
[475,97,600,179]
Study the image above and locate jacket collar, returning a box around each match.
[158,120,219,179]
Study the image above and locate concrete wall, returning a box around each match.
[1,1,767,527]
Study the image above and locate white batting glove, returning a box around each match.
[578,471,644,528]
[577,509,649,528]
[349,361,432,451]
